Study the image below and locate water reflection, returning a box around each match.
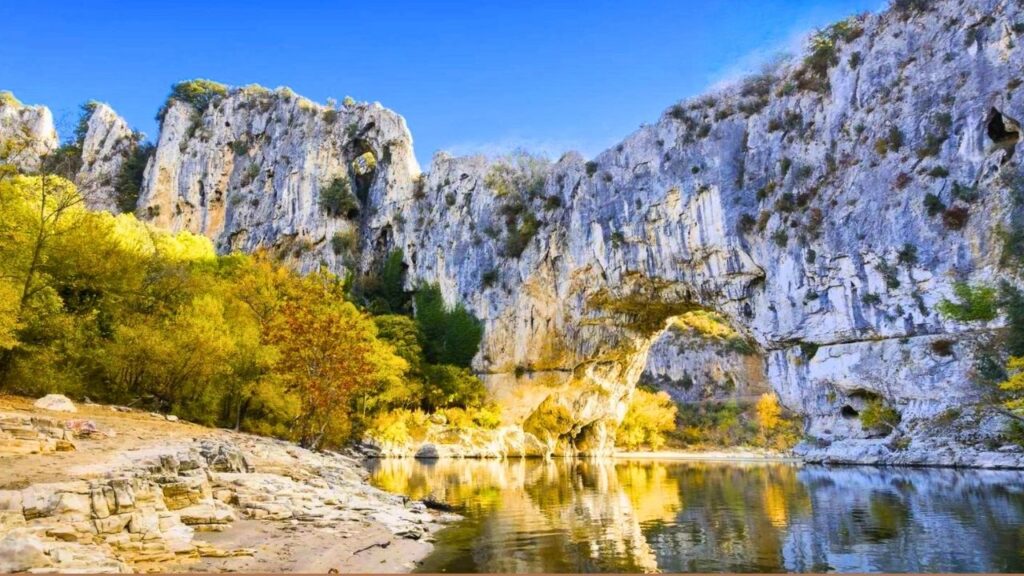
[368,459,1024,573]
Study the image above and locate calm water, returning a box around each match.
[368,458,1024,573]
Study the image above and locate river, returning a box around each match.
[368,458,1024,573]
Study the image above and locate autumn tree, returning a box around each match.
[268,271,406,448]
[755,392,800,450]
[616,389,678,451]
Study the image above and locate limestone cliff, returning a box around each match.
[3,0,1024,465]
[75,103,139,212]
[137,86,419,273]
[0,92,58,172]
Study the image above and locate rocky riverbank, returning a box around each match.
[0,395,455,573]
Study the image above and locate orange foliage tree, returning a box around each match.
[268,271,405,449]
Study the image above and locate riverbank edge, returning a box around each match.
[0,395,454,573]
[613,449,801,463]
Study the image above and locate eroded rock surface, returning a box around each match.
[0,403,448,573]
[0,93,58,172]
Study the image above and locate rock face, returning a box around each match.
[366,0,1022,462]
[136,86,419,273]
[639,318,769,404]
[3,0,1023,465]
[75,103,138,212]
[0,92,57,172]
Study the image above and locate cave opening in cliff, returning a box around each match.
[986,107,1020,162]
[841,405,859,419]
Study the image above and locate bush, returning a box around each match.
[937,282,998,322]
[481,269,499,288]
[897,243,918,265]
[860,398,900,433]
[330,230,356,255]
[422,364,488,411]
[157,79,228,122]
[798,17,864,92]
[504,211,539,258]
[942,205,969,230]
[319,177,359,218]
[737,213,756,234]
[230,140,250,155]
[924,193,946,216]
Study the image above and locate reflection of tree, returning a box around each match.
[370,460,1024,573]
[642,462,811,572]
[370,458,675,572]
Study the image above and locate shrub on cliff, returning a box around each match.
[319,176,359,218]
[859,398,901,433]
[157,79,229,122]
[937,283,999,322]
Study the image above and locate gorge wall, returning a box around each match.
[3,0,1023,465]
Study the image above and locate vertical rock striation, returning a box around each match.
[75,103,139,212]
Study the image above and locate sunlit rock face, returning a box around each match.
[368,0,1024,462]
[0,95,57,172]
[18,0,1020,463]
[137,87,420,274]
[75,103,138,212]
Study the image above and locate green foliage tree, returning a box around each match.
[114,140,155,213]
[422,364,487,411]
[414,284,483,367]
[318,176,359,218]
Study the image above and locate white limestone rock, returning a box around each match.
[0,93,58,172]
[75,103,139,212]
[33,394,77,413]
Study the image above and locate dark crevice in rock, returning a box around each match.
[986,107,1020,162]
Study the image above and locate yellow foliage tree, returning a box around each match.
[1000,357,1024,413]
[616,389,678,451]
[755,392,800,450]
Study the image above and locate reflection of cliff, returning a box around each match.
[783,467,1024,572]
[370,460,1024,573]
[369,459,680,573]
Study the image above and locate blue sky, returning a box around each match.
[3,1,880,167]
